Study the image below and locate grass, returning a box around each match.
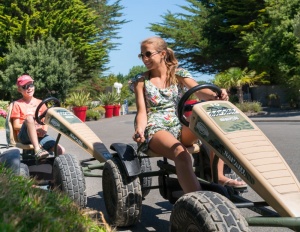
[0,165,113,232]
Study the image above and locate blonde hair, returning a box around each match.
[141,36,178,86]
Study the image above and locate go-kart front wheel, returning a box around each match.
[53,154,87,208]
[20,163,29,177]
[102,157,142,227]
[170,191,250,232]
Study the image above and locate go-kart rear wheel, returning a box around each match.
[170,191,250,232]
[53,154,86,208]
[102,157,142,227]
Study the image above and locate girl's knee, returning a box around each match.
[25,115,35,124]
[58,145,65,155]
[174,150,192,164]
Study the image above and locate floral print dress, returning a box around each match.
[131,68,194,152]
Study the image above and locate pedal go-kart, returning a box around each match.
[101,84,300,231]
[4,97,94,207]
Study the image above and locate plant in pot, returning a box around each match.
[112,92,122,117]
[65,91,91,122]
[98,92,120,118]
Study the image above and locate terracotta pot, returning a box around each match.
[73,106,88,122]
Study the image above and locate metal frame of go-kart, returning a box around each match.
[91,84,300,231]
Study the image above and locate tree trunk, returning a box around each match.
[237,86,243,103]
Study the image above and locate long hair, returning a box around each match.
[141,36,178,86]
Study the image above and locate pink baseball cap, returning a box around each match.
[16,74,34,86]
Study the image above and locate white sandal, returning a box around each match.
[35,148,49,160]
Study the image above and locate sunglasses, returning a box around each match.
[21,83,34,90]
[138,51,161,59]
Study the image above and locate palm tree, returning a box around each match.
[213,67,269,103]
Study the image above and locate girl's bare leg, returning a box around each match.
[182,124,246,186]
[25,116,41,152]
[149,130,201,193]
[210,151,246,186]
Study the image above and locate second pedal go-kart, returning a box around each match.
[101,84,300,231]
[5,97,97,207]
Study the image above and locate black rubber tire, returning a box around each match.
[20,163,29,177]
[102,157,142,227]
[170,191,250,232]
[53,154,86,208]
[139,153,152,198]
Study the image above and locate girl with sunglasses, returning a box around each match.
[131,36,246,193]
[10,74,65,160]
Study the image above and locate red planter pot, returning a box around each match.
[73,106,88,122]
[113,104,121,116]
[104,105,114,118]
[184,100,198,117]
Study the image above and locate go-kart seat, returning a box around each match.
[5,102,34,150]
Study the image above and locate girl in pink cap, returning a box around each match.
[10,74,65,159]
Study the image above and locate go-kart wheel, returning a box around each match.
[52,154,87,208]
[102,157,142,227]
[177,84,222,127]
[35,97,61,125]
[139,152,152,198]
[170,191,250,232]
[20,163,29,177]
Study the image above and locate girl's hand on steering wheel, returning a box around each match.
[219,88,229,101]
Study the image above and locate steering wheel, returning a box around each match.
[178,84,222,127]
[35,97,61,125]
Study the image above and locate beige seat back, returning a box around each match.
[5,102,34,150]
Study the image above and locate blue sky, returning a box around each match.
[107,0,213,82]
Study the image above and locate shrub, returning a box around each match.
[0,166,111,231]
[235,101,262,113]
[86,109,101,121]
[93,106,105,115]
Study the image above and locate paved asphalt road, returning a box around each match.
[55,112,300,232]
[1,108,300,232]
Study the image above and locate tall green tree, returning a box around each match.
[82,0,128,51]
[0,0,125,80]
[125,65,147,81]
[149,0,265,74]
[0,37,79,101]
[242,0,300,85]
[213,67,268,103]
